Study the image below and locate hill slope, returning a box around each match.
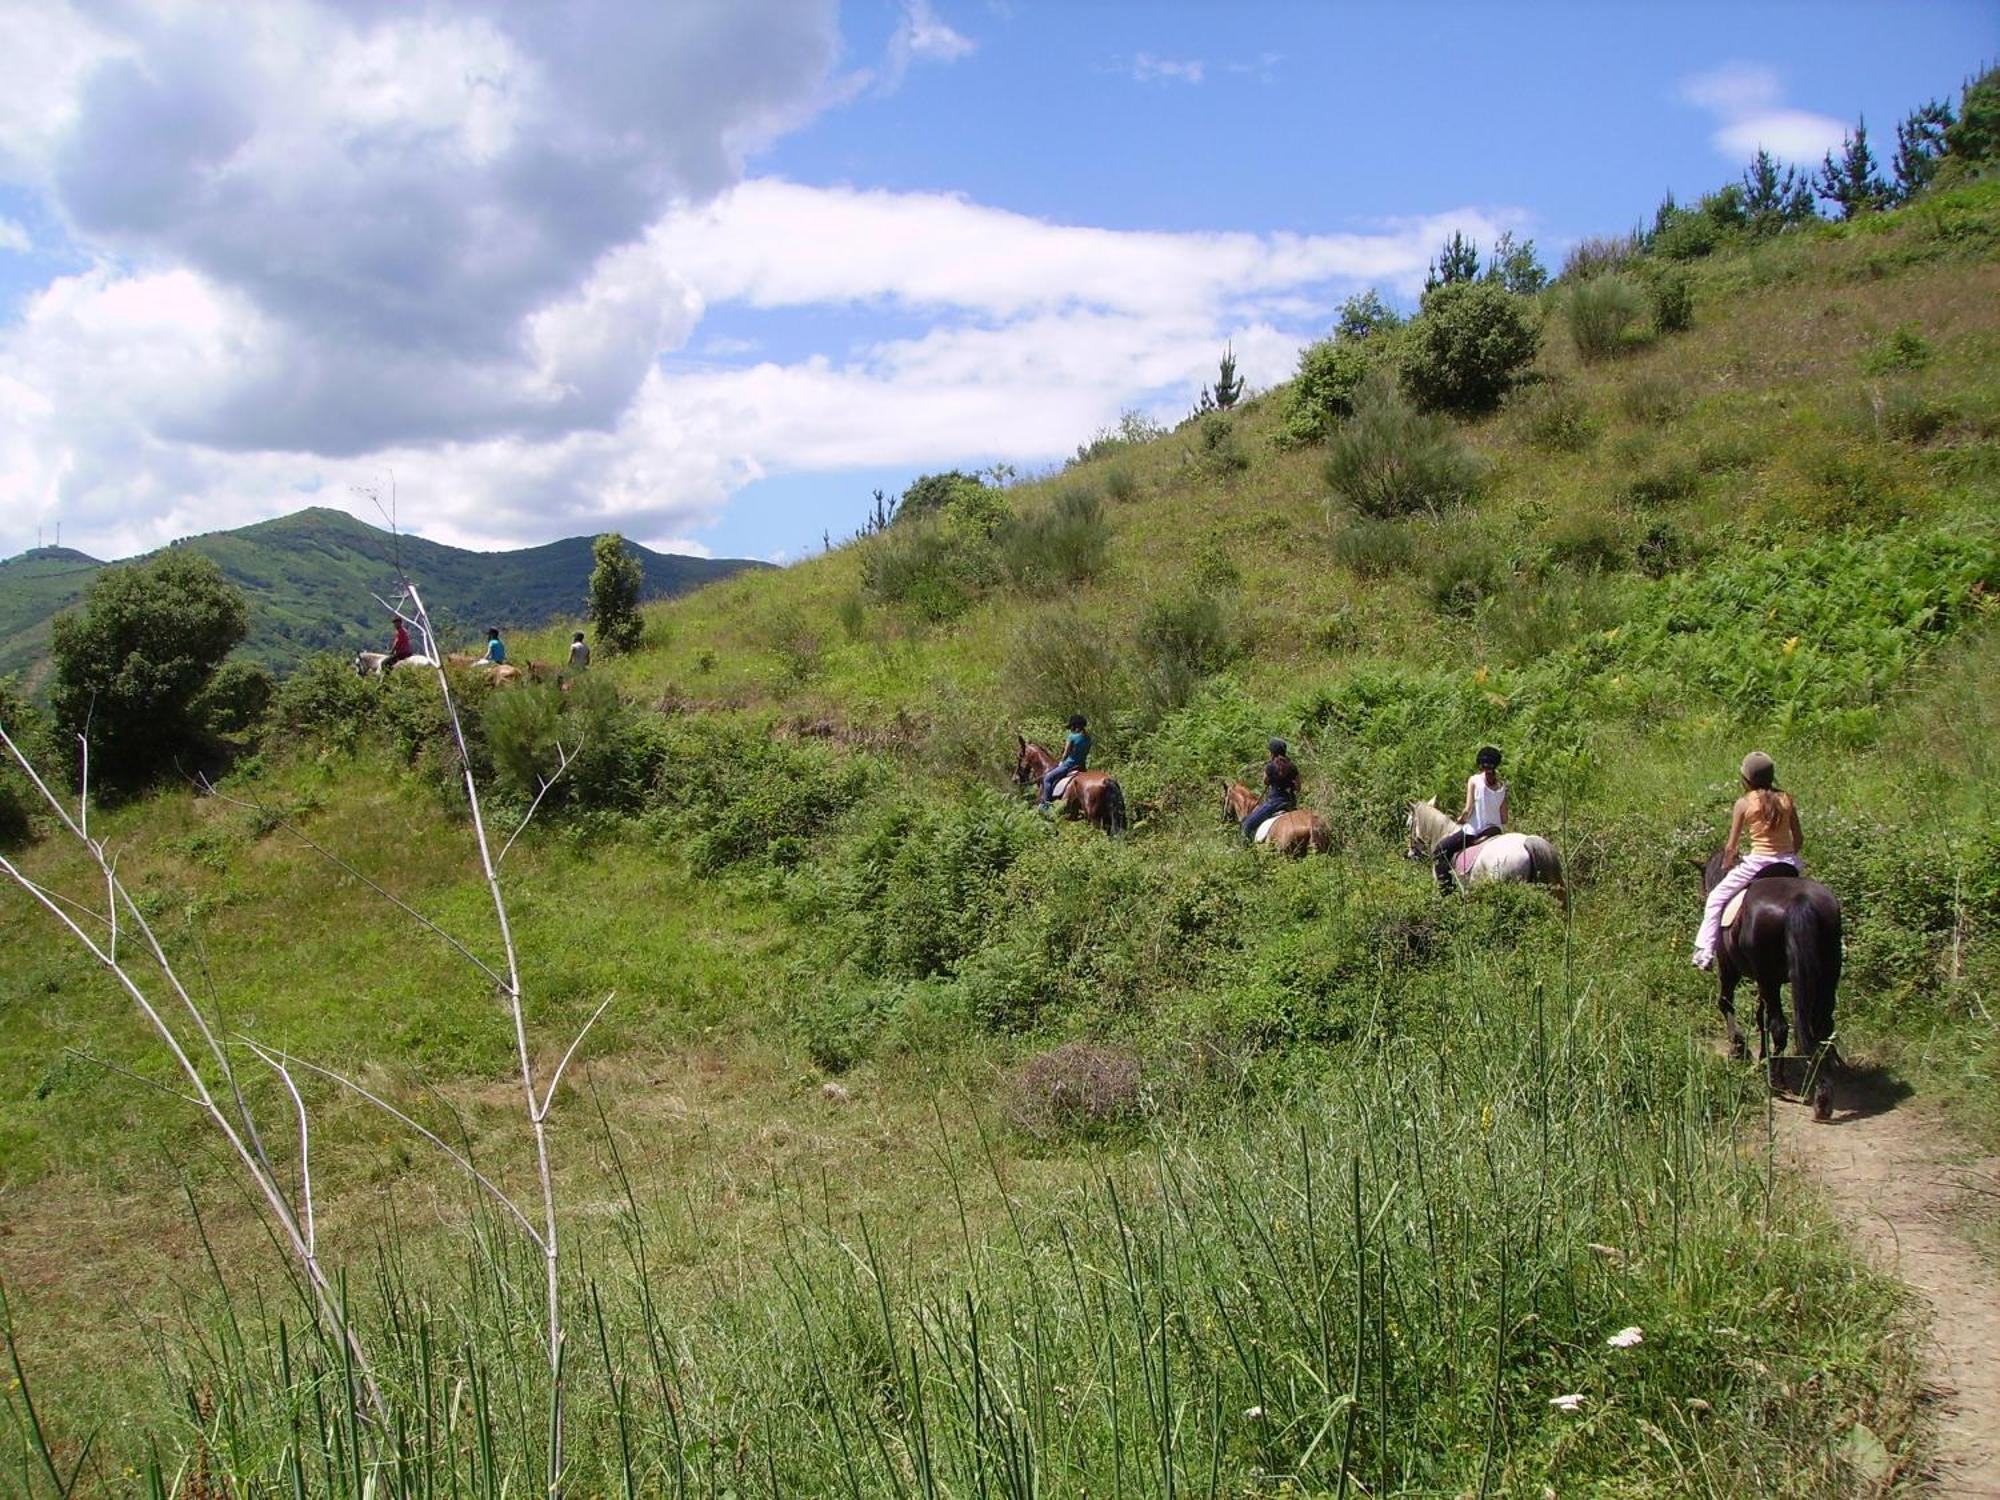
[1,183,1996,1492]
[0,506,768,684]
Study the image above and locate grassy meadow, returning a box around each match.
[1,184,1997,1494]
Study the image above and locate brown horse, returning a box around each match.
[445,652,524,685]
[1013,735,1127,834]
[1702,847,1842,1119]
[1221,780,1330,856]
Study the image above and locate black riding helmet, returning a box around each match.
[1476,745,1502,770]
[1268,738,1288,756]
[1067,713,1087,731]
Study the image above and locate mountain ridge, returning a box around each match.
[0,507,768,687]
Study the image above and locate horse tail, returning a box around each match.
[1527,837,1562,889]
[1103,778,1127,836]
[1786,891,1840,1056]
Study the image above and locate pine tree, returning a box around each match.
[1892,99,1955,200]
[1423,232,1480,291]
[1816,117,1889,220]
[586,532,645,654]
[1482,231,1547,294]
[1944,65,2000,167]
[1211,343,1243,409]
[1742,150,1817,233]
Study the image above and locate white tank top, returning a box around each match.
[1466,776,1505,835]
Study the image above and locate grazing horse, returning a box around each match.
[1702,847,1841,1120]
[1221,780,1330,856]
[353,650,437,676]
[1405,798,1563,894]
[1013,735,1127,835]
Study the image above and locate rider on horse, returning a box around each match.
[1037,714,1091,810]
[1241,738,1300,842]
[383,615,415,672]
[1433,746,1508,892]
[1692,751,1804,971]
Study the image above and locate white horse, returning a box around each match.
[1406,797,1563,893]
[353,650,437,677]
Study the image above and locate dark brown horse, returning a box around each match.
[1014,736,1127,834]
[1221,780,1331,856]
[1702,847,1842,1120]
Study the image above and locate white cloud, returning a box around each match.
[1680,61,1846,164]
[1130,53,1204,85]
[882,0,975,88]
[0,218,28,253]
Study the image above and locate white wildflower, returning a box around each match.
[1548,1393,1586,1412]
[1243,1405,1264,1421]
[1606,1326,1644,1349]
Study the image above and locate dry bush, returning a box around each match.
[1006,1042,1145,1141]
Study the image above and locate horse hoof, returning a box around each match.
[1812,1085,1833,1123]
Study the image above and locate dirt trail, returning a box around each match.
[1771,1072,2000,1496]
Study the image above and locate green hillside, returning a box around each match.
[1,183,1997,1493]
[0,506,767,686]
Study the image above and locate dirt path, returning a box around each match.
[1770,1071,2000,1496]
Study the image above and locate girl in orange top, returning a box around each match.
[1692,751,1803,970]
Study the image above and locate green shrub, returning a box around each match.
[1323,373,1482,519]
[1278,335,1382,446]
[895,469,990,523]
[273,653,379,749]
[1003,605,1130,728]
[1565,274,1646,364]
[1636,518,1695,577]
[1623,454,1700,507]
[190,659,275,735]
[1427,543,1506,617]
[1400,280,1540,413]
[1861,324,1932,374]
[763,607,823,684]
[1560,233,1643,280]
[858,514,997,622]
[1544,508,1627,571]
[1859,385,1958,444]
[484,681,565,801]
[1506,382,1598,453]
[1797,445,1902,526]
[1136,589,1235,714]
[587,533,645,654]
[1330,517,1416,578]
[1617,374,1687,426]
[1187,534,1241,596]
[647,717,872,872]
[1187,411,1250,475]
[1104,467,1137,503]
[0,678,48,846]
[1073,410,1167,465]
[999,486,1111,591]
[1651,208,1721,260]
[835,593,866,642]
[1649,268,1694,334]
[1486,571,1626,666]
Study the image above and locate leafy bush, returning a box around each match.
[1330,517,1416,578]
[1560,233,1643,280]
[190,659,275,735]
[1636,518,1695,577]
[1623,454,1700,507]
[999,486,1111,591]
[1486,572,1626,665]
[273,653,379,748]
[1399,280,1540,413]
[1323,373,1482,519]
[1564,275,1646,364]
[1862,385,1958,444]
[1649,268,1694,334]
[1003,606,1130,729]
[648,717,873,872]
[1650,208,1721,260]
[1136,589,1235,713]
[1507,382,1598,453]
[1104,467,1137,503]
[858,513,998,623]
[895,470,991,523]
[1278,335,1385,447]
[0,677,48,845]
[1617,375,1687,426]
[1186,412,1250,475]
[48,550,248,789]
[1073,411,1167,466]
[1861,323,1932,374]
[587,533,645,654]
[484,682,565,800]
[1427,543,1506,617]
[1544,508,1627,572]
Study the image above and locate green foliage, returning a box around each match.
[1324,372,1483,519]
[1329,517,1415,578]
[48,550,248,789]
[1399,279,1540,413]
[1278,332,1390,447]
[1621,452,1700,507]
[1650,206,1721,261]
[1564,274,1646,363]
[1336,289,1404,342]
[0,677,47,845]
[859,495,1005,623]
[1103,466,1137,503]
[1185,411,1250,476]
[1893,99,1955,199]
[484,681,566,800]
[1943,65,2000,167]
[1648,266,1694,334]
[1861,323,1933,373]
[1072,411,1168,466]
[587,533,646,654]
[1135,588,1234,714]
[1483,230,1548,294]
[1560,233,1643,280]
[1742,149,1818,233]
[1196,342,1244,411]
[1507,382,1598,453]
[999,486,1111,591]
[1818,118,1892,219]
[190,659,275,735]
[1617,374,1687,426]
[647,717,872,872]
[1426,542,1506,618]
[1424,229,1481,289]
[273,652,378,748]
[1003,605,1129,729]
[895,470,990,524]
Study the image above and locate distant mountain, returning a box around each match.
[0,508,768,688]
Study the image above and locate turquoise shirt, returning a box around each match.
[1064,730,1090,767]
[485,637,506,663]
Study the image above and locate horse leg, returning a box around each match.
[1754,977,1785,1065]
[1718,968,1746,1061]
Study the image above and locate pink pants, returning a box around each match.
[1693,851,1803,964]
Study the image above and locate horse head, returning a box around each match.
[1404,797,1439,860]
[1011,733,1035,788]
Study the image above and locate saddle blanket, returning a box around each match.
[1051,773,1076,800]
[1254,817,1278,844]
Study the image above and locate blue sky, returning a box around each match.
[0,1,1991,566]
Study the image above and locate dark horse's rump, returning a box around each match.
[1702,847,1842,1117]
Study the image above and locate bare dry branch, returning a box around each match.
[498,742,574,867]
[538,992,616,1120]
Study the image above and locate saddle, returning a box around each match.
[1450,826,1502,877]
[1720,862,1800,929]
[1051,772,1077,800]
[1253,816,1280,844]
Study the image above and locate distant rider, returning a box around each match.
[1434,746,1508,891]
[568,631,590,670]
[1692,751,1803,970]
[477,627,506,668]
[1038,714,1092,810]
[1242,737,1300,842]
[383,615,414,672]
